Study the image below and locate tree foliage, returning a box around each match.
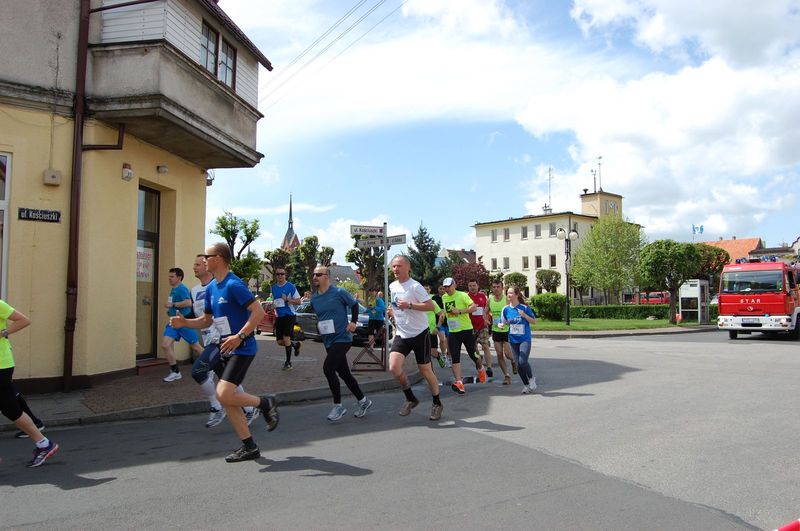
[570,215,646,303]
[503,272,528,290]
[345,237,386,292]
[318,246,334,267]
[639,239,701,324]
[408,224,441,287]
[694,243,730,283]
[452,259,490,290]
[231,249,262,286]
[535,270,562,293]
[210,211,260,260]
[263,248,291,279]
[337,279,362,298]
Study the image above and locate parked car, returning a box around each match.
[294,302,372,345]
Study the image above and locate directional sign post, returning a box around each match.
[356,234,406,250]
[350,224,384,237]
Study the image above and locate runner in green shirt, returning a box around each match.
[487,279,517,384]
[440,278,486,394]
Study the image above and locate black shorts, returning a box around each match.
[368,319,384,335]
[390,329,431,365]
[275,315,296,338]
[430,332,439,349]
[492,331,509,343]
[219,354,254,386]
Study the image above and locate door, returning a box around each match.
[136,187,159,359]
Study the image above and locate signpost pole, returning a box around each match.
[382,222,389,371]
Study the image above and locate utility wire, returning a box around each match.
[260,0,391,107]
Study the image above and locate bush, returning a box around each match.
[570,304,670,319]
[531,292,566,320]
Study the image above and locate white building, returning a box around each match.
[475,190,623,298]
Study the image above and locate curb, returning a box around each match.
[0,371,421,432]
[536,327,718,340]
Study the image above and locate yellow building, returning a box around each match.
[0,0,271,391]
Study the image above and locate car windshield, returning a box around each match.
[297,302,368,314]
[721,270,783,294]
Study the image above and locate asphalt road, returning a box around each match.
[1,330,797,530]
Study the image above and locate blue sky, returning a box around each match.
[208,0,800,263]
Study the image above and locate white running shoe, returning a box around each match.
[354,398,372,418]
[327,404,346,421]
[205,408,226,428]
[529,378,537,392]
[521,385,531,395]
[245,407,260,426]
[163,371,182,382]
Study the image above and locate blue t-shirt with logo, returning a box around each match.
[311,287,357,348]
[501,304,536,344]
[271,282,301,317]
[204,272,258,356]
[368,296,385,321]
[169,283,192,318]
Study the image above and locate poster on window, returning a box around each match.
[136,247,154,282]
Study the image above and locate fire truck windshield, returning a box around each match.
[720,270,783,294]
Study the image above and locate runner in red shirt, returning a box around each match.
[467,280,493,378]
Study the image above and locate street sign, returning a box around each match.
[355,234,406,249]
[350,224,384,236]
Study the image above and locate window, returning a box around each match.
[503,257,510,270]
[534,224,541,238]
[522,256,529,270]
[535,255,542,268]
[200,22,218,75]
[503,228,510,241]
[549,222,557,237]
[218,38,236,88]
[0,154,8,297]
[491,258,497,270]
[490,229,497,242]
[549,254,557,267]
[521,226,528,239]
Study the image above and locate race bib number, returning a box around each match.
[274,298,285,308]
[474,307,483,316]
[318,319,335,335]
[510,324,525,335]
[202,327,220,345]
[167,296,173,306]
[495,317,504,326]
[447,318,460,329]
[213,316,232,336]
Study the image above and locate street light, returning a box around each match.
[556,227,579,325]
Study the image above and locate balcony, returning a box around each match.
[88,41,263,169]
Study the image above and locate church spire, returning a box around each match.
[288,193,293,229]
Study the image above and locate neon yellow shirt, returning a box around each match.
[426,300,442,334]
[488,294,507,332]
[441,290,473,332]
[0,300,15,369]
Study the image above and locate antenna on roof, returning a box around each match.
[591,169,596,193]
[543,167,553,214]
[597,155,603,192]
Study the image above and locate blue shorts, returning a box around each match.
[164,325,199,345]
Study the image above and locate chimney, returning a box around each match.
[732,236,737,240]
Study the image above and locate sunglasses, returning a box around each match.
[275,272,286,276]
[200,254,218,259]
[313,273,328,277]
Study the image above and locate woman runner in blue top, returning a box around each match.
[499,285,538,394]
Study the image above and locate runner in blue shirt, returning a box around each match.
[310,265,372,422]
[270,268,302,370]
[499,285,538,394]
[170,242,279,463]
[162,267,201,382]
[365,286,385,348]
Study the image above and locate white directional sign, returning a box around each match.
[350,224,384,236]
[356,234,406,249]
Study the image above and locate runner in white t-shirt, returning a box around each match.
[387,255,443,421]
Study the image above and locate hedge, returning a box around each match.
[530,293,566,320]
[568,304,719,321]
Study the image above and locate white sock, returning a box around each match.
[200,376,221,410]
[359,396,368,404]
[35,437,50,449]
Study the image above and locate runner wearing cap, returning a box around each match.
[441,277,486,394]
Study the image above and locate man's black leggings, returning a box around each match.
[323,343,364,404]
[0,368,23,421]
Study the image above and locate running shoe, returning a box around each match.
[429,403,444,421]
[282,361,293,371]
[354,398,373,418]
[437,354,446,369]
[398,399,419,416]
[327,404,347,421]
[477,368,487,383]
[163,371,182,382]
[206,408,226,428]
[244,407,260,426]
[261,395,279,431]
[14,422,45,439]
[529,378,537,392]
[451,380,465,394]
[27,441,59,467]
[503,375,512,385]
[522,385,531,395]
[294,341,302,357]
[225,445,260,463]
[486,367,494,378]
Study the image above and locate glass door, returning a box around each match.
[136,187,159,359]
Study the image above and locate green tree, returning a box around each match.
[319,246,334,267]
[337,279,362,298]
[231,249,262,286]
[452,259,491,290]
[639,239,701,324]
[263,248,291,280]
[346,237,386,292]
[434,250,464,281]
[694,243,730,290]
[503,272,528,290]
[536,270,562,293]
[291,236,332,292]
[210,211,260,260]
[570,215,646,303]
[408,224,441,287]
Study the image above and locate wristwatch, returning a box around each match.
[1,329,7,339]
[237,332,247,341]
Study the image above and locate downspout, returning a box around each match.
[63,0,91,392]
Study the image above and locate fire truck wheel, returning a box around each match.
[790,324,800,340]
[728,331,738,340]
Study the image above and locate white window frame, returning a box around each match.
[491,258,497,270]
[549,222,557,237]
[549,254,557,268]
[522,256,529,270]
[502,257,510,270]
[521,226,528,240]
[534,224,541,238]
[503,228,510,241]
[490,229,497,242]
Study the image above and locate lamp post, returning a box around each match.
[556,227,579,325]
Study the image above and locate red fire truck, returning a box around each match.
[717,259,800,339]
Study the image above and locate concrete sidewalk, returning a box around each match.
[0,326,717,431]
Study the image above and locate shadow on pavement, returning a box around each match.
[258,455,372,477]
